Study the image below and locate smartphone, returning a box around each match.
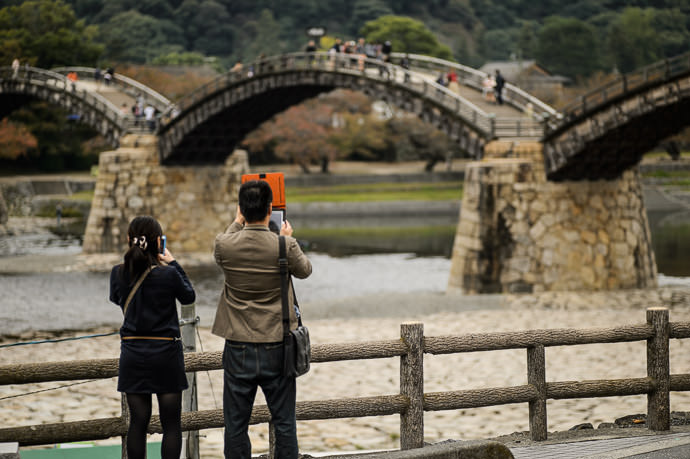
[160,235,167,254]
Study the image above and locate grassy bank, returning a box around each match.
[286,181,464,203]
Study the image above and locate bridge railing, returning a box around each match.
[389,52,559,121]
[51,67,172,113]
[546,50,690,136]
[0,66,127,132]
[165,52,502,138]
[0,308,688,454]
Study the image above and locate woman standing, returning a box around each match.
[110,216,196,459]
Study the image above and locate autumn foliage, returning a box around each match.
[0,118,37,160]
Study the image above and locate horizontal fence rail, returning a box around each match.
[1,308,688,454]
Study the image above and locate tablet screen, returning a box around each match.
[269,209,284,234]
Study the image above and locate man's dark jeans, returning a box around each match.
[223,340,298,459]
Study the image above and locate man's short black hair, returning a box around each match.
[239,180,272,223]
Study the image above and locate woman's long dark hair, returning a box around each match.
[120,216,163,285]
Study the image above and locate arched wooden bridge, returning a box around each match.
[2,52,689,180]
[543,51,690,180]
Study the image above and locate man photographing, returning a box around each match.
[213,180,312,459]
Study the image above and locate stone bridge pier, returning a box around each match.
[448,142,658,293]
[82,135,247,254]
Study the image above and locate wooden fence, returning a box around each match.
[1,307,690,456]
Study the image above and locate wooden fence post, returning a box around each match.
[647,307,670,431]
[400,322,424,450]
[527,345,547,441]
[268,422,276,459]
[181,304,200,459]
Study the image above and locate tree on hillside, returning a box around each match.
[238,9,283,63]
[359,15,453,60]
[8,102,100,171]
[652,9,690,58]
[0,118,37,160]
[536,16,601,79]
[0,0,102,68]
[329,113,388,162]
[100,10,185,62]
[243,103,339,173]
[387,115,462,171]
[350,0,393,34]
[608,8,660,74]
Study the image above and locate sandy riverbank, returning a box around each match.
[3,285,690,457]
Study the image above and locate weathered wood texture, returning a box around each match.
[2,311,688,449]
[0,341,405,385]
[423,385,538,411]
[546,378,653,399]
[528,345,547,441]
[400,322,424,450]
[670,322,690,339]
[647,307,670,430]
[671,374,690,391]
[0,395,407,446]
[180,303,200,459]
[424,324,654,354]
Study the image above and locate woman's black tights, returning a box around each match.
[126,392,183,459]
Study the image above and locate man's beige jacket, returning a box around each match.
[212,222,312,343]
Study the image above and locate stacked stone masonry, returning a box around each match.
[82,135,247,254]
[449,142,657,293]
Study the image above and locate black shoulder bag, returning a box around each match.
[279,235,311,377]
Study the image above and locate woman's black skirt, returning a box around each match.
[118,339,189,394]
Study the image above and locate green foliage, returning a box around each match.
[481,28,520,61]
[350,0,393,33]
[152,51,207,66]
[0,0,103,68]
[7,102,100,172]
[359,15,453,59]
[386,115,463,171]
[608,8,660,73]
[44,0,690,78]
[536,16,601,78]
[99,10,185,62]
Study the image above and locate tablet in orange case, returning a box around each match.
[241,173,286,209]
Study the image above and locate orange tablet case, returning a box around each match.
[241,173,286,209]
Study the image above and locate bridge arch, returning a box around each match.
[158,52,508,165]
[543,51,690,181]
[0,66,127,147]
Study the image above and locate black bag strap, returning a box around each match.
[279,236,304,338]
[279,236,291,338]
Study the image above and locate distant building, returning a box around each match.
[479,60,570,95]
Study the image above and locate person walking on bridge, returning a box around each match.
[11,58,19,78]
[495,69,505,105]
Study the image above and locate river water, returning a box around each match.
[0,208,689,335]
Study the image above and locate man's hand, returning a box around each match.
[280,219,293,236]
[234,205,246,225]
